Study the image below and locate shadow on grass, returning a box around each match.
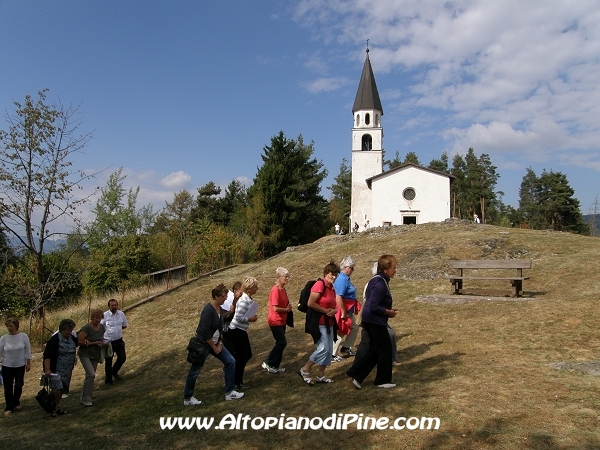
[397,340,444,363]
[0,337,466,450]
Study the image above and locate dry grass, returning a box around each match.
[3,220,600,449]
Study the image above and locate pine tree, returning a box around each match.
[517,168,587,233]
[328,158,351,226]
[250,131,328,255]
[428,152,449,173]
[403,151,421,165]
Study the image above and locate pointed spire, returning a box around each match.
[352,46,383,115]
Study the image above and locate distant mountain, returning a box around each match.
[7,236,67,253]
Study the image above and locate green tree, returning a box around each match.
[450,153,468,218]
[428,152,449,173]
[450,148,501,223]
[221,180,248,231]
[328,158,351,226]
[384,151,403,170]
[83,234,152,293]
[84,168,156,293]
[517,168,586,233]
[151,189,196,268]
[403,151,421,165]
[190,181,227,224]
[250,131,328,255]
[517,167,541,229]
[0,90,94,316]
[86,168,154,247]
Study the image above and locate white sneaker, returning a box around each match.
[184,396,203,406]
[277,367,286,373]
[225,390,244,401]
[261,362,278,374]
[61,394,69,399]
[377,383,396,389]
[351,378,362,390]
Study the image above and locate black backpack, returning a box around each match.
[297,278,324,313]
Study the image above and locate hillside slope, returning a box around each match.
[5,220,600,450]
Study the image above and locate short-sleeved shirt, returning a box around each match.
[77,323,106,361]
[101,310,128,341]
[311,279,337,325]
[333,272,357,300]
[267,285,289,327]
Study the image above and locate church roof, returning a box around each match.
[352,49,383,114]
[365,163,454,188]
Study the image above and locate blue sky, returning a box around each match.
[1,0,599,233]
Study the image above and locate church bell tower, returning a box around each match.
[350,46,383,230]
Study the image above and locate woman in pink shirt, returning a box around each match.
[298,261,340,385]
[262,267,292,374]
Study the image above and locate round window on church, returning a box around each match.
[403,188,416,201]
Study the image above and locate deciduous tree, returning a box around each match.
[0,90,94,316]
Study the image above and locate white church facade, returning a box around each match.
[350,48,452,230]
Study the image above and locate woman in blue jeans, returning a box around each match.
[183,284,244,405]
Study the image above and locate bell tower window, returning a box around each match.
[362,134,372,151]
[365,113,370,125]
[356,114,360,127]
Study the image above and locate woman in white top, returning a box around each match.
[0,317,32,416]
[222,277,259,389]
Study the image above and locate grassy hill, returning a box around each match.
[3,220,600,449]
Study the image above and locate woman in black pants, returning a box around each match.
[223,277,259,389]
[346,254,398,389]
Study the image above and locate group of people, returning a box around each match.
[183,253,399,405]
[0,299,128,418]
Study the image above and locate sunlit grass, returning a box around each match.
[2,220,600,449]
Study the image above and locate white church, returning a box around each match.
[350,48,453,231]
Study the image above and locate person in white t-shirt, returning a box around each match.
[0,317,31,416]
[101,299,129,384]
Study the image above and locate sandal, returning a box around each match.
[316,376,334,383]
[297,368,315,386]
[51,409,66,418]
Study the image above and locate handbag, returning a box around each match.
[286,310,294,328]
[186,336,209,366]
[35,377,56,413]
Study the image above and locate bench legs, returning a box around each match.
[510,280,523,298]
[450,279,462,295]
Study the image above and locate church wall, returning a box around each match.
[350,150,382,230]
[370,167,451,226]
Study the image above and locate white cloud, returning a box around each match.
[302,76,351,93]
[295,0,600,168]
[235,176,252,187]
[159,171,192,189]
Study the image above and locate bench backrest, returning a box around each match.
[448,260,532,270]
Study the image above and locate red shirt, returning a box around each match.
[311,279,337,325]
[267,285,289,327]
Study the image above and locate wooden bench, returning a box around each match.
[448,260,532,297]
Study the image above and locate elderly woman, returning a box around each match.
[0,317,31,416]
[299,261,340,385]
[183,283,243,405]
[356,262,400,365]
[77,309,107,407]
[262,267,292,374]
[332,256,360,362]
[43,319,78,416]
[347,254,398,389]
[223,277,259,389]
